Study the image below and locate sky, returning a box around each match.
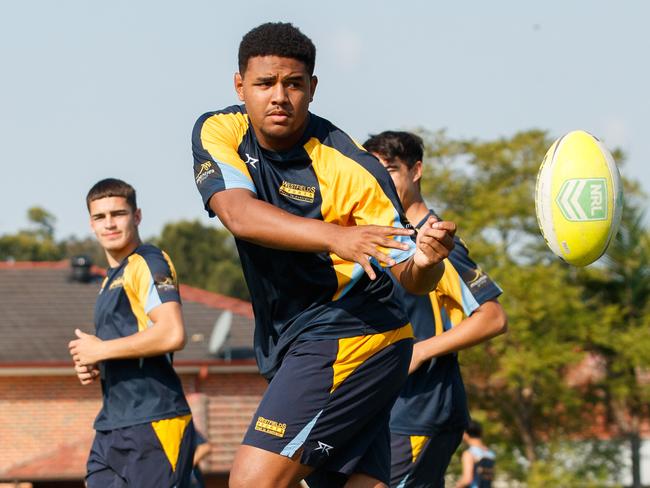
[1,0,648,240]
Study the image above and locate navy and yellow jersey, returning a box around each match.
[389,211,502,435]
[93,243,190,430]
[192,105,416,379]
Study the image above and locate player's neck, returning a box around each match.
[104,239,141,268]
[405,199,430,227]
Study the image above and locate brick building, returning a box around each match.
[0,261,267,487]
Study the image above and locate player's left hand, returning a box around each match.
[413,216,456,269]
[69,328,105,365]
[74,362,100,385]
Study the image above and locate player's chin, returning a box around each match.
[102,240,127,252]
[264,122,293,136]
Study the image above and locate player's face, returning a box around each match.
[235,55,317,151]
[374,154,422,207]
[89,196,141,256]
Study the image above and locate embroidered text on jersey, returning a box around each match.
[279,181,316,203]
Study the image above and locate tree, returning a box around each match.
[155,220,249,300]
[27,206,56,238]
[0,207,64,261]
[578,192,650,488]
[419,129,624,485]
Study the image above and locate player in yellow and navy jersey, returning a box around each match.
[192,23,457,488]
[69,179,196,488]
[364,132,507,488]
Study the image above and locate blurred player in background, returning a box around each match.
[69,178,195,487]
[364,132,507,488]
[456,421,496,488]
[192,22,456,488]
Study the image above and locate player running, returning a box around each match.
[69,178,196,487]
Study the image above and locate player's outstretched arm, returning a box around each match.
[210,188,414,280]
[409,300,507,374]
[68,302,186,366]
[391,217,456,295]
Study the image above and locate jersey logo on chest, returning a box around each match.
[279,180,316,203]
[105,276,124,291]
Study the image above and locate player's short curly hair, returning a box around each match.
[86,178,137,212]
[238,22,316,75]
[363,131,424,169]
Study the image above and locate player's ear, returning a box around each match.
[412,160,423,185]
[234,72,245,102]
[309,76,318,102]
[134,208,142,226]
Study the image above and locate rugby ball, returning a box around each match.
[535,130,623,266]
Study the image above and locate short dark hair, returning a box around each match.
[86,178,137,212]
[363,131,424,169]
[238,22,316,75]
[466,420,483,439]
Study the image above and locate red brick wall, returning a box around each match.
[193,374,268,472]
[0,371,267,482]
[0,375,100,475]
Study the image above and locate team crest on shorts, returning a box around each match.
[255,416,287,438]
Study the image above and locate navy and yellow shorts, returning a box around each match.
[389,429,464,488]
[243,324,413,487]
[86,414,196,488]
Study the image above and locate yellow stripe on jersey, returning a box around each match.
[123,254,152,332]
[331,324,413,393]
[410,435,429,463]
[329,258,357,301]
[200,112,253,184]
[161,250,179,293]
[304,137,406,300]
[429,259,466,335]
[122,252,179,331]
[151,414,192,472]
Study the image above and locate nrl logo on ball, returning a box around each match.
[556,178,607,222]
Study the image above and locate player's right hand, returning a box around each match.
[330,225,414,280]
[413,217,456,269]
[74,362,100,385]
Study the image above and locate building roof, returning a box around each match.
[0,261,256,367]
[0,261,263,481]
